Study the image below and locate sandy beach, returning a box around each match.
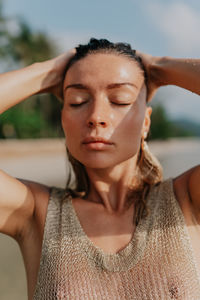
[0,137,199,300]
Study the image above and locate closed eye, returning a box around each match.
[70,102,86,107]
[70,101,131,107]
[111,102,131,106]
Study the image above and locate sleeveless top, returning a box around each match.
[33,178,200,299]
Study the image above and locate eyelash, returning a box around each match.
[70,103,84,107]
[113,103,130,106]
[70,102,130,107]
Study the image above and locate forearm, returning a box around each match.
[0,61,54,114]
[152,56,200,95]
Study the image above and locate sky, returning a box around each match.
[3,0,200,122]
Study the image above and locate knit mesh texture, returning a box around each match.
[33,179,200,299]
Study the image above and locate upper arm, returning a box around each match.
[0,169,48,240]
[188,165,200,215]
[172,165,200,226]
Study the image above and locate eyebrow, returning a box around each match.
[64,82,138,91]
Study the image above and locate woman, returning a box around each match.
[0,38,200,299]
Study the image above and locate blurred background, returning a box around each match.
[0,0,199,299]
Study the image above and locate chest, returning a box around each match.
[35,219,200,300]
[34,188,200,299]
[72,199,136,254]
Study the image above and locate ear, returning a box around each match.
[142,106,152,139]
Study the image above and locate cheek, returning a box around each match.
[61,112,81,156]
[115,103,145,140]
[120,110,145,158]
[61,110,81,139]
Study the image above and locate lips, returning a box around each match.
[82,137,113,144]
[82,137,113,150]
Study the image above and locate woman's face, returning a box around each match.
[62,53,151,169]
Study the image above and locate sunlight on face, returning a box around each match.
[61,53,150,169]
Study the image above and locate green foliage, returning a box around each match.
[0,0,57,65]
[149,104,194,140]
[0,0,63,139]
[0,96,64,139]
[150,104,172,140]
[1,105,46,138]
[8,20,56,65]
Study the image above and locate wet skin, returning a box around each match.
[61,53,152,213]
[62,53,151,171]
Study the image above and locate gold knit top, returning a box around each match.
[33,178,200,299]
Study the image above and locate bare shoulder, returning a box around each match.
[173,165,200,223]
[19,179,51,238]
[187,165,200,211]
[0,169,51,239]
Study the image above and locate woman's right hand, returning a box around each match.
[0,49,75,114]
[41,49,76,101]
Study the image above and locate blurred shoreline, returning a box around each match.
[0,137,199,300]
[0,137,199,185]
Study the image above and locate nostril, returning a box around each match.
[88,121,94,127]
[87,121,106,127]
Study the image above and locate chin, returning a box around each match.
[78,157,113,169]
[77,153,137,170]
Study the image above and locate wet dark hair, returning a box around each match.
[64,38,148,91]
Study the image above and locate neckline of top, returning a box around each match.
[67,180,168,272]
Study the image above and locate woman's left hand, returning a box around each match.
[136,51,162,102]
[137,51,200,99]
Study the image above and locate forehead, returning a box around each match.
[64,53,144,89]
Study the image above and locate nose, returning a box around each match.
[86,99,108,128]
[88,120,106,128]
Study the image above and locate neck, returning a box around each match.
[85,156,139,214]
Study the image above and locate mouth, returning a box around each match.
[82,137,113,150]
[82,137,113,144]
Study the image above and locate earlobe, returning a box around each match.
[147,106,152,117]
[146,106,152,125]
[142,106,152,137]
